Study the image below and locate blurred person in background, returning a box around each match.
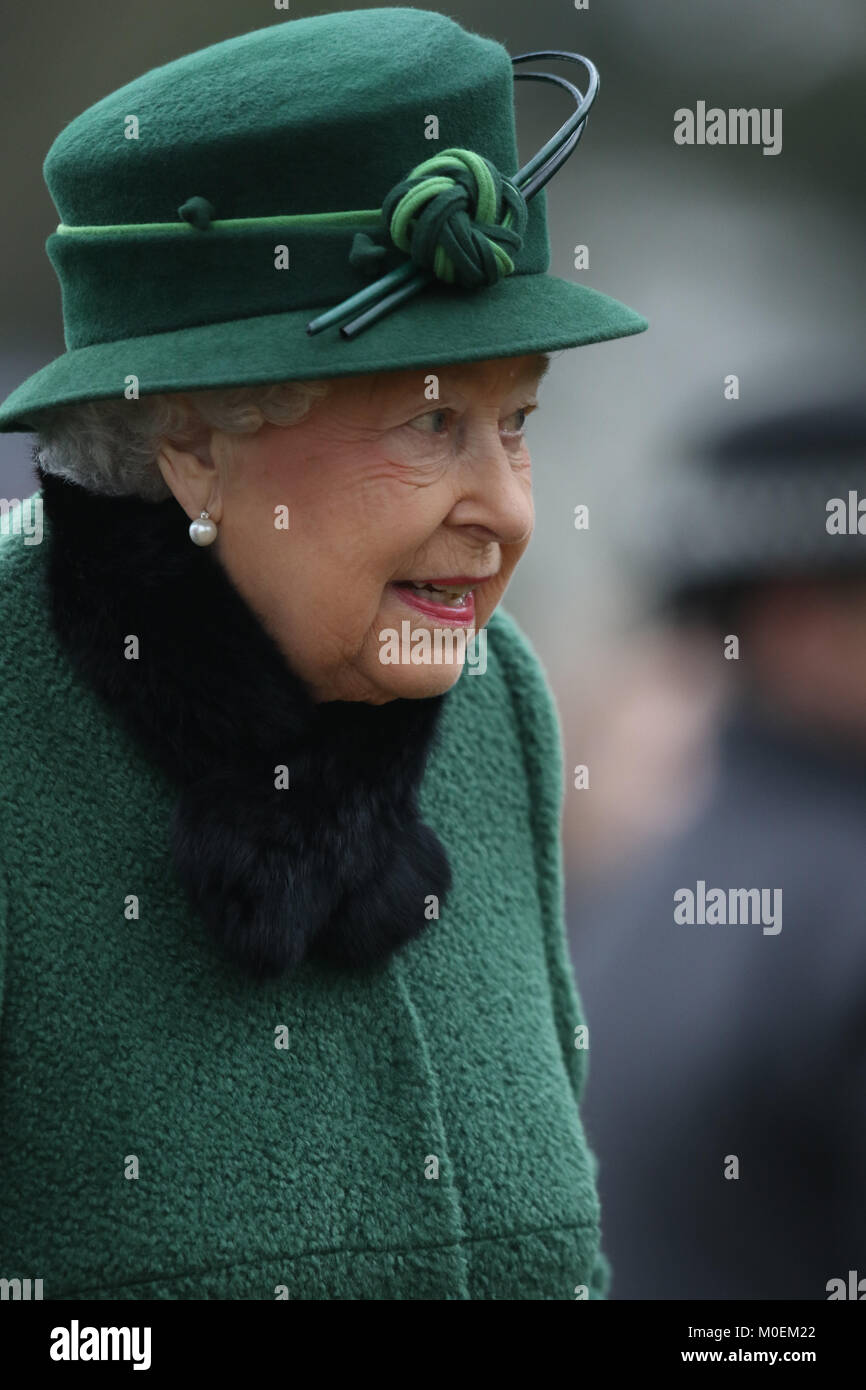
[569,394,866,1299]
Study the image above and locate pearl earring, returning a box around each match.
[189,510,218,546]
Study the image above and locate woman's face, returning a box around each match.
[161,353,548,703]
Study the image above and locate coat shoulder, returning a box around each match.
[484,605,564,802]
[0,501,73,733]
[0,504,55,1033]
[0,506,101,830]
[0,501,49,639]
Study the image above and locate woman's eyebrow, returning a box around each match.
[388,352,552,409]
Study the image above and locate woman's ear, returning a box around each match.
[157,431,225,524]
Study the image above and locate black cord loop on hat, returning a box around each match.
[511,54,598,198]
[306,50,600,340]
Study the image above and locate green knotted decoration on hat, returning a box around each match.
[0,6,647,432]
[381,148,528,286]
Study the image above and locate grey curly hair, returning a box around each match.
[31,380,331,502]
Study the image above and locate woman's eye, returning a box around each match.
[406,404,533,437]
[408,408,450,434]
[502,406,529,434]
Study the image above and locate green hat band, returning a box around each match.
[49,146,544,351]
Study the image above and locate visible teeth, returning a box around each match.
[409,582,465,593]
[402,581,472,604]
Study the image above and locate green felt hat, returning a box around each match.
[0,6,647,432]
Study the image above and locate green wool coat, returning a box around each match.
[0,506,609,1301]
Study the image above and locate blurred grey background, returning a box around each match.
[2,0,864,1300]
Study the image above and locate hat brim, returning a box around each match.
[0,275,647,431]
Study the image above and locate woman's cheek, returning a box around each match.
[376,435,454,487]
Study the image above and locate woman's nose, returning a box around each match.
[446,428,534,546]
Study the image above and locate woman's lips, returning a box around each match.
[388,579,480,626]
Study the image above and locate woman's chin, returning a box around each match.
[369,595,488,699]
[372,657,467,701]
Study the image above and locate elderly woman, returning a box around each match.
[0,8,645,1300]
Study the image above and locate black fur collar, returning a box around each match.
[38,471,452,977]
